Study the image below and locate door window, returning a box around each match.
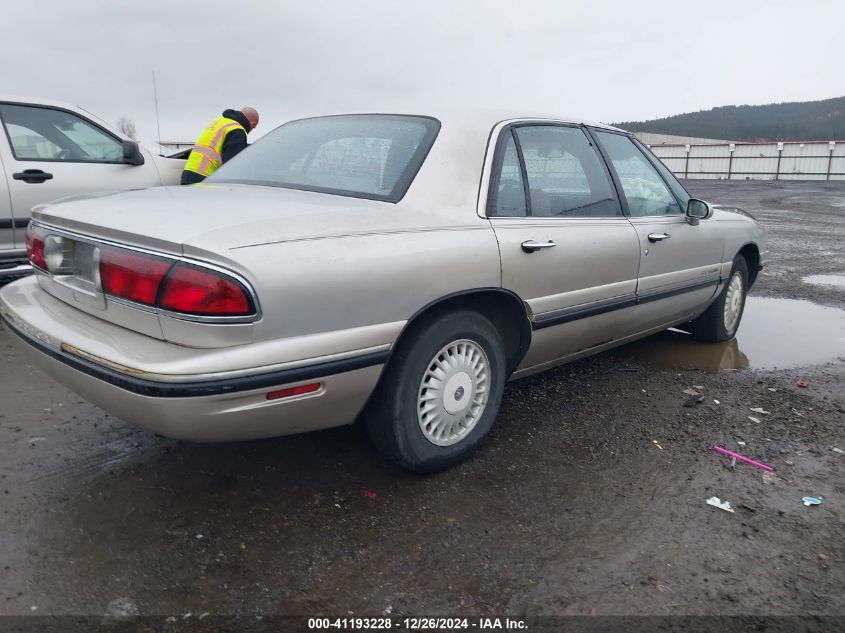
[0,104,123,163]
[633,137,691,209]
[594,131,682,216]
[491,134,527,217]
[513,126,620,218]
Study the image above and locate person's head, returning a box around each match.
[241,107,259,131]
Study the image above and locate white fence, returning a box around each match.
[646,140,845,181]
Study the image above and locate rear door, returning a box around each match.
[591,129,724,334]
[0,102,163,248]
[487,123,641,370]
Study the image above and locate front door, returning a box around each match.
[0,103,161,248]
[487,124,641,371]
[591,130,724,334]
[0,150,16,258]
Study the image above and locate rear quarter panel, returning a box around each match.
[224,221,502,345]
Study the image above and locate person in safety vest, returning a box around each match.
[180,107,259,184]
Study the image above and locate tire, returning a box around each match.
[690,255,749,343]
[365,310,507,473]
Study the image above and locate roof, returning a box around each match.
[0,94,85,110]
[0,94,126,140]
[283,106,624,135]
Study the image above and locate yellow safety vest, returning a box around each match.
[184,116,246,178]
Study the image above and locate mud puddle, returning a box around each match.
[803,274,845,289]
[620,297,845,372]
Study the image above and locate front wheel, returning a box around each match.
[690,256,749,343]
[364,310,507,473]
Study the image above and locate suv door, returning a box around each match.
[592,130,724,335]
[487,123,641,371]
[0,103,162,248]
[0,149,16,259]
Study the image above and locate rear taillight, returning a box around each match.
[159,264,253,316]
[100,248,172,305]
[25,224,46,270]
[97,246,254,318]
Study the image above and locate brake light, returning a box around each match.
[25,224,46,269]
[159,264,253,316]
[100,248,172,305]
[96,246,255,318]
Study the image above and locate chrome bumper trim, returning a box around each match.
[1,310,388,398]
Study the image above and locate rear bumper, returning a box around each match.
[0,278,388,441]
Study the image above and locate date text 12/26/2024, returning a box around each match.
[307,617,527,630]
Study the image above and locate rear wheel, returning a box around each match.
[690,256,748,343]
[365,310,506,473]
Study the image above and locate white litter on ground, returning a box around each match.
[706,497,735,513]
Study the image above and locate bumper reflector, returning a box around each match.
[266,383,321,401]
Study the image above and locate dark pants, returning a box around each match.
[180,170,205,185]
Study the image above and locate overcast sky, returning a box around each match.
[1,0,842,142]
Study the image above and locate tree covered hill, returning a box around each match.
[615,96,845,141]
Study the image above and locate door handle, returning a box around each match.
[647,232,671,243]
[13,169,53,184]
[521,240,556,253]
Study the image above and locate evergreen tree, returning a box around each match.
[614,96,845,141]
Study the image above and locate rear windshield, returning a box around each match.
[208,114,440,202]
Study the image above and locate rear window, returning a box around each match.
[208,114,440,202]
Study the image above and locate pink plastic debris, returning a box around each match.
[713,445,775,472]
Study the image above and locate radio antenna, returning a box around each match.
[152,71,162,148]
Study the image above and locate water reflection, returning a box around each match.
[619,297,845,372]
[803,275,845,289]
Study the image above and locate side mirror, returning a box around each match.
[122,140,145,166]
[686,198,711,226]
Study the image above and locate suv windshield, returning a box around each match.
[208,114,440,202]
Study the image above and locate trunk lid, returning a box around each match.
[32,183,390,255]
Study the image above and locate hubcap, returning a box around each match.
[417,339,490,447]
[723,272,744,333]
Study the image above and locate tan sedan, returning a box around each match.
[0,110,767,472]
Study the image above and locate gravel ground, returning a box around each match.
[0,181,843,625]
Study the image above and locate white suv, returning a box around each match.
[0,96,185,278]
